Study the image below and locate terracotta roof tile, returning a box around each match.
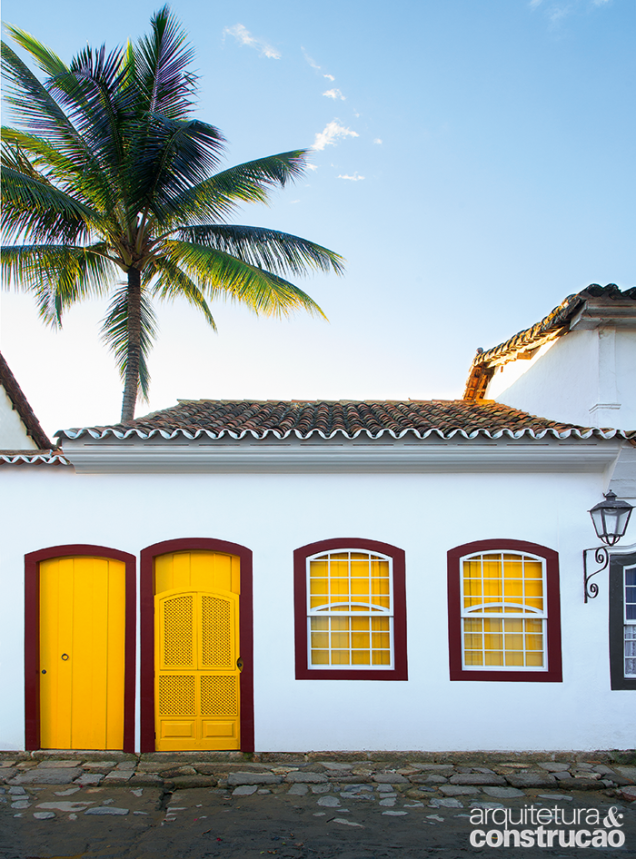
[58,399,634,441]
[464,284,636,401]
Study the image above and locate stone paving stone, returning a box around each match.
[232,785,257,796]
[37,801,94,812]
[617,766,636,782]
[286,771,327,783]
[11,767,83,784]
[317,795,340,807]
[0,761,18,767]
[311,784,330,793]
[383,810,408,816]
[410,764,455,772]
[128,774,164,787]
[567,777,610,790]
[482,786,525,798]
[332,773,372,783]
[228,771,281,786]
[81,762,117,773]
[409,774,448,784]
[115,761,136,770]
[429,798,463,808]
[85,806,129,815]
[379,797,397,806]
[331,817,363,827]
[38,760,79,768]
[8,787,27,795]
[377,783,396,792]
[372,773,408,784]
[537,793,574,801]
[316,762,353,771]
[506,773,556,789]
[439,785,479,796]
[11,801,31,809]
[101,771,134,784]
[0,769,18,783]
[168,775,215,789]
[537,762,571,772]
[618,786,636,802]
[449,774,506,786]
[33,811,55,819]
[287,784,308,796]
[470,801,505,809]
[74,773,103,786]
[554,772,573,780]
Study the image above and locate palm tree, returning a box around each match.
[1,6,344,421]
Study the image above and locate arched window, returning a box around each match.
[294,539,407,680]
[447,540,562,682]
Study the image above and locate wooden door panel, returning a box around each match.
[154,551,240,750]
[39,557,125,750]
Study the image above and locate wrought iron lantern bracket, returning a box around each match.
[582,546,609,603]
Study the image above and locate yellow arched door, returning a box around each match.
[39,556,125,750]
[154,552,241,750]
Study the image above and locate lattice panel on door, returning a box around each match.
[200,675,238,716]
[158,675,195,715]
[201,596,232,668]
[163,595,193,666]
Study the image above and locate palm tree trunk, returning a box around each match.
[120,267,142,422]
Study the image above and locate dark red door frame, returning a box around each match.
[139,538,254,753]
[24,545,137,752]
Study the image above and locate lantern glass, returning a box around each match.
[589,491,634,546]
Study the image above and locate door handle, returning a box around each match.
[237,657,243,672]
[61,653,70,661]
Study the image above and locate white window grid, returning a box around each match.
[624,564,636,677]
[306,549,394,670]
[460,551,548,672]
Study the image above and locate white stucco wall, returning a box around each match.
[1,460,634,753]
[0,386,37,450]
[486,328,636,430]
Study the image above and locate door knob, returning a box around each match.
[237,657,244,672]
[61,653,69,661]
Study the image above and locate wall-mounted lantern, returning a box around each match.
[584,491,634,602]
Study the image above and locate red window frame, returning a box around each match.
[447,539,562,682]
[294,538,408,680]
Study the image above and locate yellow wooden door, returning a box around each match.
[39,556,126,750]
[154,552,241,751]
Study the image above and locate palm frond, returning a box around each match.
[174,225,345,277]
[147,256,216,330]
[1,165,98,243]
[133,4,196,119]
[1,41,114,210]
[164,239,327,318]
[1,244,117,324]
[157,151,310,226]
[101,282,157,400]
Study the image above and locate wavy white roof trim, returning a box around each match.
[58,426,633,442]
[0,453,70,465]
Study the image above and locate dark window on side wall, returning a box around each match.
[609,550,636,690]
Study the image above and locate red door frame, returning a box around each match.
[24,545,137,752]
[140,538,254,753]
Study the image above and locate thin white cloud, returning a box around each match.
[224,24,280,59]
[528,0,543,7]
[373,138,383,145]
[306,163,318,171]
[312,120,359,151]
[323,88,345,101]
[338,172,365,181]
[301,47,321,70]
[324,73,335,81]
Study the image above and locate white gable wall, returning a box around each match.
[1,458,633,753]
[485,327,636,431]
[0,386,37,450]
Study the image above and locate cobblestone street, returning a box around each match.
[2,752,635,859]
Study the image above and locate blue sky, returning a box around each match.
[1,0,634,434]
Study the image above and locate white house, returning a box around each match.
[1,283,634,755]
